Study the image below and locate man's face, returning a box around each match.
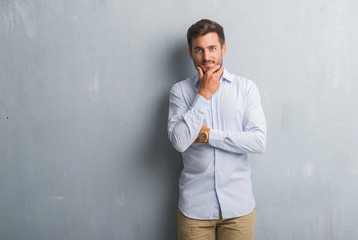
[189,32,227,73]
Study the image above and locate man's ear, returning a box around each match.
[222,43,227,56]
[188,48,193,59]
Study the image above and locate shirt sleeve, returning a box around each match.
[167,82,210,152]
[208,81,267,154]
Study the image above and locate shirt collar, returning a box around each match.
[193,68,233,88]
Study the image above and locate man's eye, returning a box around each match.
[195,49,202,53]
[210,47,216,51]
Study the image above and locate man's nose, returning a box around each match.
[203,50,210,61]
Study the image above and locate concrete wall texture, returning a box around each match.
[1,0,358,239]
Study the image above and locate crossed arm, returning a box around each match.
[168,66,266,153]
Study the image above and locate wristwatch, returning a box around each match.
[199,130,209,143]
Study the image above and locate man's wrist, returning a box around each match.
[198,90,211,100]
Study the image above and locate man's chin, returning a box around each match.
[200,65,212,73]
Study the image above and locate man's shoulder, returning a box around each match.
[177,76,195,86]
[170,75,196,91]
[225,71,256,87]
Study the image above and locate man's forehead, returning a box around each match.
[191,32,220,46]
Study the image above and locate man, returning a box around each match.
[167,19,266,240]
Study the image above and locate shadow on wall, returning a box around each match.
[144,41,193,240]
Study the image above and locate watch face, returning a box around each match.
[199,132,207,142]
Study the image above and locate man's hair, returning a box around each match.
[187,19,225,50]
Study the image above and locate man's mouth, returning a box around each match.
[202,61,214,67]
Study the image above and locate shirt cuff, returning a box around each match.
[208,129,224,148]
[191,94,210,114]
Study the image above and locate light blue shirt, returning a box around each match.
[168,69,266,220]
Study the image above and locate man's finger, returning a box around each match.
[212,64,222,74]
[206,64,221,75]
[196,66,204,79]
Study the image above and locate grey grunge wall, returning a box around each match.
[1,0,358,239]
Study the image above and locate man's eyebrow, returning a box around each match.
[193,45,218,50]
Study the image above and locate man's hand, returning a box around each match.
[197,64,222,100]
[194,122,210,143]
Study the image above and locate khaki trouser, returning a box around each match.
[177,208,255,240]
